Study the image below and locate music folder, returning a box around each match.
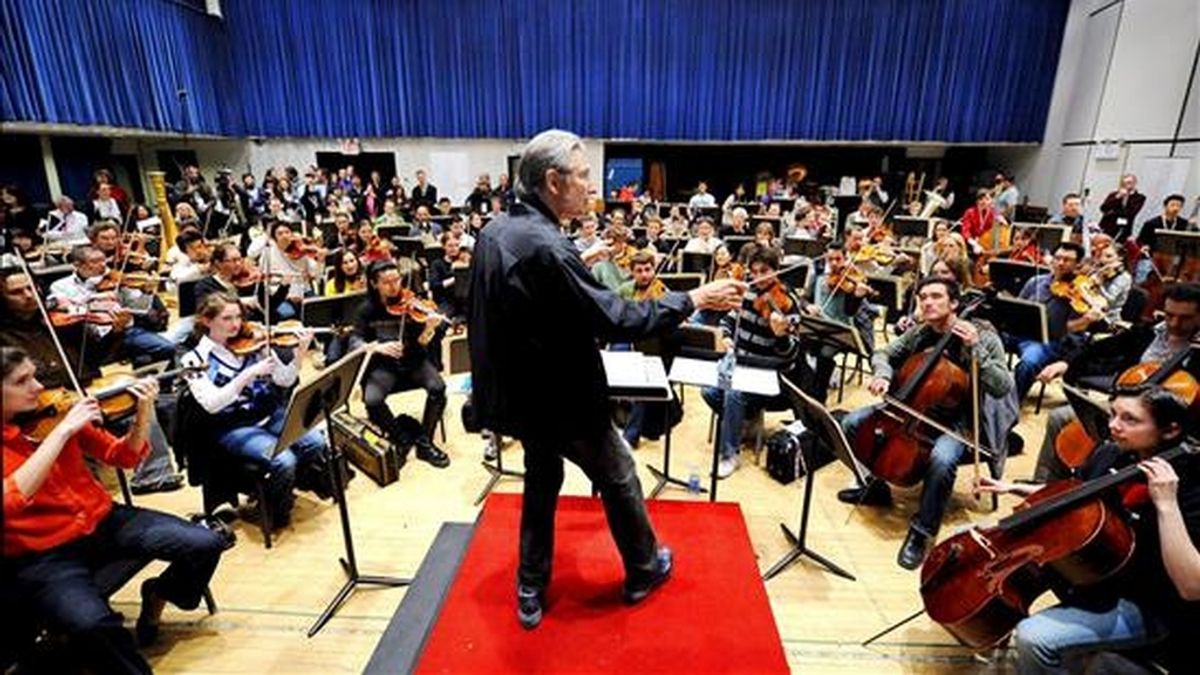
[601,351,672,401]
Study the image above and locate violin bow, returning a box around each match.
[13,249,87,398]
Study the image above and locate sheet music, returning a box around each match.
[731,366,780,396]
[601,351,671,400]
[667,356,779,396]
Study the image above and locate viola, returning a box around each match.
[751,279,795,319]
[850,295,986,486]
[921,442,1198,649]
[1050,274,1108,315]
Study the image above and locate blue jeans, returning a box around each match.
[1014,599,1168,674]
[701,386,770,460]
[2,504,224,674]
[840,404,965,537]
[622,403,647,446]
[123,326,176,366]
[1014,339,1057,402]
[215,407,326,523]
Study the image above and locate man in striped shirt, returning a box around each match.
[701,247,804,478]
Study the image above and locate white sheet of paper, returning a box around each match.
[667,356,719,387]
[601,351,669,391]
[731,366,780,396]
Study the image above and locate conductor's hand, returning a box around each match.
[867,377,890,397]
[377,341,405,360]
[690,279,747,312]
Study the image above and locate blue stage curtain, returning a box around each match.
[1,0,240,134]
[4,0,1069,142]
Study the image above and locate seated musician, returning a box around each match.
[195,243,267,322]
[979,386,1198,674]
[1050,192,1086,237]
[894,259,972,335]
[701,247,804,479]
[427,233,467,324]
[618,251,669,449]
[640,216,665,256]
[1,268,183,495]
[808,241,877,402]
[959,188,1003,255]
[247,220,322,321]
[838,277,1012,570]
[591,225,634,291]
[719,207,751,239]
[351,260,450,468]
[323,209,357,253]
[373,198,407,230]
[354,220,393,263]
[737,222,782,267]
[88,182,122,222]
[180,293,328,527]
[2,346,225,672]
[1007,227,1041,264]
[325,249,366,296]
[1010,242,1104,402]
[683,216,723,255]
[919,220,952,275]
[49,245,175,366]
[447,216,476,251]
[1032,283,1200,482]
[663,205,691,238]
[45,196,90,243]
[88,221,156,273]
[412,205,442,237]
[1089,244,1132,326]
[168,229,211,284]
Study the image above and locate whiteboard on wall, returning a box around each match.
[1135,157,1190,222]
[428,151,472,204]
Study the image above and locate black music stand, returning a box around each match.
[376,224,412,240]
[986,295,1049,344]
[658,273,704,292]
[723,235,754,259]
[791,312,869,403]
[988,260,1042,298]
[763,376,861,582]
[891,216,930,240]
[1010,223,1068,252]
[390,237,426,261]
[680,251,713,276]
[779,262,811,291]
[784,237,828,260]
[297,347,411,637]
[1154,231,1200,278]
[302,291,366,328]
[1064,385,1112,443]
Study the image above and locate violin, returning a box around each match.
[284,237,322,260]
[17,366,198,442]
[712,261,746,282]
[95,269,160,293]
[384,289,445,324]
[225,320,337,356]
[853,243,896,266]
[1055,346,1199,468]
[921,441,1198,649]
[751,279,795,319]
[826,265,871,295]
[360,235,393,263]
[1050,274,1108,315]
[850,295,986,486]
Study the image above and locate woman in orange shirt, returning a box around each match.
[2,346,225,673]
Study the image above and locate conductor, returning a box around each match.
[469,129,745,629]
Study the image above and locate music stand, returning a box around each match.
[451,267,471,304]
[693,206,721,222]
[389,237,426,261]
[779,261,811,291]
[988,260,1042,298]
[1010,223,1068,253]
[723,235,754,259]
[762,376,862,582]
[985,295,1049,343]
[791,312,869,403]
[302,291,366,328]
[680,251,713,276]
[376,223,412,240]
[784,237,828,260]
[658,273,704,292]
[890,216,929,240]
[1154,231,1200,278]
[292,347,411,637]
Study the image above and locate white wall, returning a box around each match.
[111,136,605,204]
[996,0,1200,222]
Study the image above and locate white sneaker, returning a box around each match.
[716,456,740,480]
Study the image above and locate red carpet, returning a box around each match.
[416,494,789,674]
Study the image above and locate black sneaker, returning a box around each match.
[517,585,543,629]
[897,528,930,571]
[836,480,892,507]
[416,440,451,468]
[624,546,673,604]
[131,474,185,496]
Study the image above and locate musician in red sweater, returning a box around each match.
[2,346,225,674]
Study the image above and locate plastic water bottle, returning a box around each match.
[687,465,702,493]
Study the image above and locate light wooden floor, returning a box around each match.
[109,354,1062,674]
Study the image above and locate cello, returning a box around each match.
[920,441,1198,649]
[849,294,987,486]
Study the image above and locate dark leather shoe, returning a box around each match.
[517,585,543,629]
[624,546,673,604]
[136,579,161,647]
[897,529,930,571]
[416,441,451,468]
[836,480,892,507]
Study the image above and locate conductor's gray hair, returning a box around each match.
[517,129,584,200]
